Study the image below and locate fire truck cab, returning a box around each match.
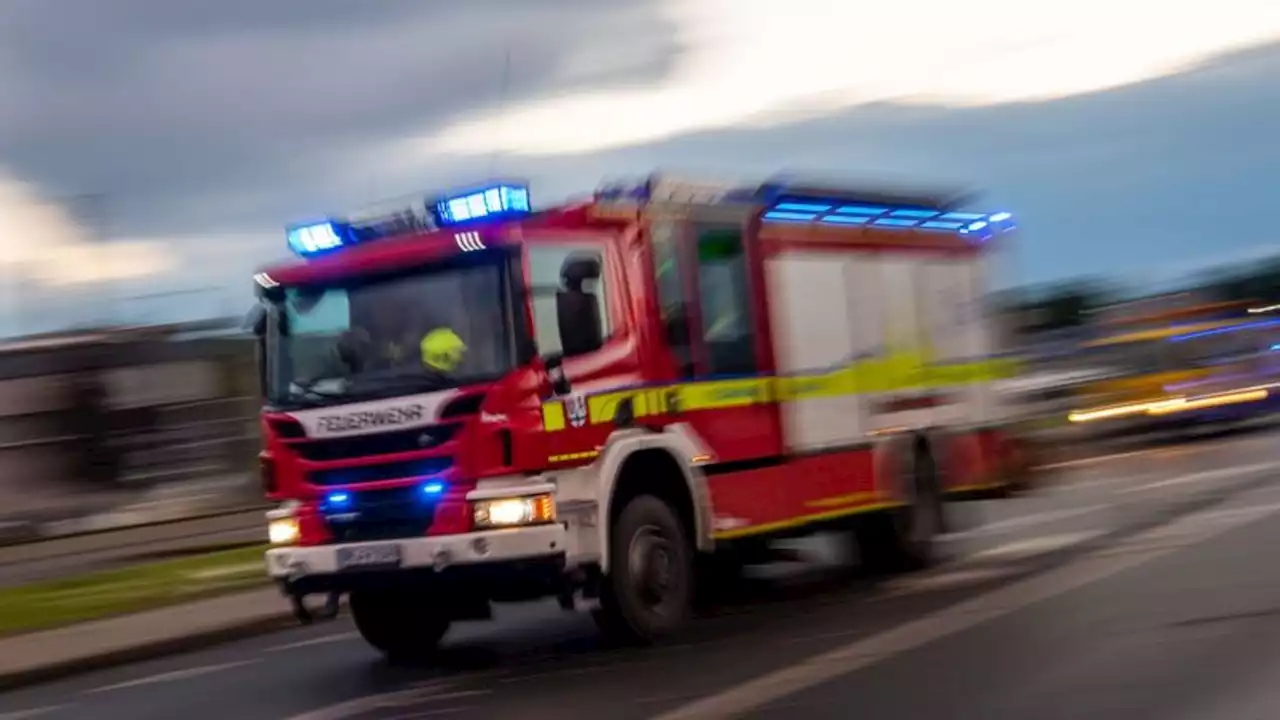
[252,175,1022,661]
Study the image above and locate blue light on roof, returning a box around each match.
[835,205,891,215]
[761,196,1015,239]
[822,215,872,225]
[762,210,820,222]
[433,183,530,227]
[774,202,832,213]
[889,209,938,219]
[287,221,349,257]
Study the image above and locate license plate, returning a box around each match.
[336,543,402,570]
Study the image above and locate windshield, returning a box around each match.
[262,254,517,407]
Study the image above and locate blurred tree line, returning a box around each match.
[1193,256,1280,306]
[996,255,1280,336]
[993,278,1118,333]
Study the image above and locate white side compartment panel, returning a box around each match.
[918,260,981,427]
[968,256,1003,424]
[767,253,862,451]
[768,247,1007,451]
[858,257,937,432]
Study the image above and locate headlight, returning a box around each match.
[268,517,300,545]
[474,494,555,529]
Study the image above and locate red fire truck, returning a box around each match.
[251,174,1023,661]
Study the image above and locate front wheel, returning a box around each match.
[350,589,451,664]
[593,495,694,644]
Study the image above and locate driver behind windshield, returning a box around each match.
[334,301,467,377]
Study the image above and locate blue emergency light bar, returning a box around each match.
[286,220,350,257]
[592,174,1004,237]
[432,183,530,226]
[285,181,532,258]
[762,199,1014,237]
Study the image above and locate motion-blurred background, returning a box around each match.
[1,0,1279,542]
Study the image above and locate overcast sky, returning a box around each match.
[1,0,1279,335]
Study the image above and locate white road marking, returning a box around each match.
[85,659,260,694]
[943,505,1106,539]
[787,535,1110,647]
[1118,461,1279,494]
[969,531,1102,561]
[283,683,491,720]
[878,566,1018,596]
[0,706,66,720]
[1038,448,1156,470]
[652,486,1280,720]
[264,632,360,653]
[1192,500,1280,523]
[952,460,1280,543]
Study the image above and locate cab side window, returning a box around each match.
[651,220,695,378]
[529,245,610,358]
[694,225,758,376]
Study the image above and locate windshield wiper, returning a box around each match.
[289,377,349,400]
[356,368,452,394]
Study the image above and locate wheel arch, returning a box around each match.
[594,428,714,574]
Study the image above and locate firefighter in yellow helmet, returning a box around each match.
[419,327,467,373]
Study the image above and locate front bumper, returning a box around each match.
[266,523,568,597]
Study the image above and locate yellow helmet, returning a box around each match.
[420,327,466,372]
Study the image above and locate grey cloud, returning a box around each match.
[486,42,1280,288]
[0,0,678,232]
[2,2,1279,334]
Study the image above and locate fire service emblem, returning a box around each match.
[566,394,588,428]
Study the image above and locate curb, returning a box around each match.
[0,522,39,545]
[0,611,298,692]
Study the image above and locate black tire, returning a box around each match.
[593,495,694,644]
[350,589,451,664]
[856,447,943,573]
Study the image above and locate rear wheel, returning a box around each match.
[350,589,451,664]
[593,495,694,644]
[856,447,943,573]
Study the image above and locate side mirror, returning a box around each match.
[555,254,604,357]
[543,352,571,397]
[244,305,269,400]
[554,292,603,357]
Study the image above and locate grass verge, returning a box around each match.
[0,544,271,637]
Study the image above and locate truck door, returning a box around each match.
[648,209,783,465]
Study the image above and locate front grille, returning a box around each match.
[289,424,460,462]
[323,485,436,543]
[309,457,452,487]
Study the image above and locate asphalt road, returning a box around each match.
[4,428,1280,719]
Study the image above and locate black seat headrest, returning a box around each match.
[560,254,601,292]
